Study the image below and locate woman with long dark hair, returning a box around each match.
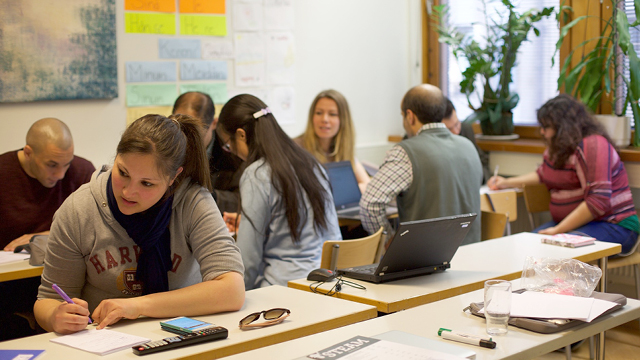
[34,114,245,334]
[217,94,341,289]
[490,94,638,254]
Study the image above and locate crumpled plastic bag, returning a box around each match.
[520,257,602,297]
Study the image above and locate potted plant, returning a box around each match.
[433,0,554,137]
[555,0,640,146]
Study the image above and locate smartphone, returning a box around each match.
[160,316,217,335]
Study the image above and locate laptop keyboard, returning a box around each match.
[349,264,379,274]
[337,208,360,217]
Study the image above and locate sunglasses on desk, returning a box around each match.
[239,308,290,329]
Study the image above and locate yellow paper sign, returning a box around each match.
[180,15,226,36]
[125,0,175,13]
[126,106,173,127]
[125,13,176,35]
[179,0,225,14]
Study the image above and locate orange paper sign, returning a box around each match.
[125,0,176,13]
[179,0,225,14]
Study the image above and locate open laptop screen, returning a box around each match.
[323,161,361,210]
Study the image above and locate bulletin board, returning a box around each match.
[122,0,295,125]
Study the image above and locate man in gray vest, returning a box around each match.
[359,84,482,245]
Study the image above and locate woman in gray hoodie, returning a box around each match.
[34,114,245,334]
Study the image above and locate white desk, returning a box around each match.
[0,258,42,282]
[0,285,377,359]
[225,281,640,360]
[288,233,621,313]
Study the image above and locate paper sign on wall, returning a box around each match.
[202,38,234,59]
[179,0,225,14]
[180,15,227,36]
[264,0,294,30]
[180,61,228,81]
[268,86,295,124]
[126,106,173,126]
[125,13,176,34]
[126,62,177,82]
[159,39,202,59]
[180,83,228,104]
[235,33,265,87]
[126,84,177,106]
[266,32,295,85]
[125,0,175,12]
[233,3,263,31]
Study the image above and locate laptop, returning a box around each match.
[338,213,477,283]
[324,161,396,219]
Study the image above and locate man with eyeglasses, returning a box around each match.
[359,85,483,245]
[441,98,490,184]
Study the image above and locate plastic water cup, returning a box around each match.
[484,279,512,335]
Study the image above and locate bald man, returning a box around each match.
[359,85,483,245]
[172,92,243,213]
[0,118,95,251]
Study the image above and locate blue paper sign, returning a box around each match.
[125,62,177,82]
[180,60,228,80]
[159,38,201,59]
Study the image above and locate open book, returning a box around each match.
[541,233,595,248]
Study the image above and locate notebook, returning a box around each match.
[338,214,477,283]
[324,161,396,219]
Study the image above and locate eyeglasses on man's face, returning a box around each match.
[238,308,290,329]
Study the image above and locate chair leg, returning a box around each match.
[589,336,594,360]
[564,345,572,360]
[528,214,536,231]
[635,264,640,329]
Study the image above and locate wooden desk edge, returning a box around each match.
[175,308,378,360]
[0,266,43,282]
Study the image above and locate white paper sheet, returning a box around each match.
[266,32,295,85]
[50,329,150,355]
[268,86,295,124]
[234,33,265,87]
[233,3,263,31]
[509,291,617,322]
[0,251,30,265]
[264,0,294,30]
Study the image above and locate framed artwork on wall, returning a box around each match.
[0,0,117,103]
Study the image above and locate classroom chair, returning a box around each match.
[522,183,551,229]
[481,211,508,241]
[321,227,384,270]
[480,190,518,235]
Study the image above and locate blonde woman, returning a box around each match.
[295,89,370,193]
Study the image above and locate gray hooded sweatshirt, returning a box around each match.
[38,166,244,312]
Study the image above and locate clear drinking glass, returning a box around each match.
[484,280,512,335]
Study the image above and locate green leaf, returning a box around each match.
[627,47,640,103]
[617,11,631,53]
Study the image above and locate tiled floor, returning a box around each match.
[533,322,640,360]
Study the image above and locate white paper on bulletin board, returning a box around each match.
[268,86,295,124]
[235,33,265,87]
[264,0,294,30]
[266,32,295,85]
[202,38,235,60]
[233,2,263,31]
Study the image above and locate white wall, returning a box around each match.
[0,0,421,167]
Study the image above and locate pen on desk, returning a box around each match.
[438,328,496,349]
[52,284,93,324]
